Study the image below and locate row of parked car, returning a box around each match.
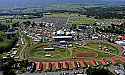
[3,48,18,59]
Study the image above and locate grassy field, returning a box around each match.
[29,41,120,61]
[45,12,96,26]
[30,48,71,61]
[0,39,14,48]
[70,18,96,25]
[78,47,110,59]
[86,42,120,55]
[47,3,83,10]
[46,13,79,17]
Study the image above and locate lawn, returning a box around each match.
[29,41,120,61]
[86,42,121,55]
[0,39,14,49]
[78,47,110,59]
[30,48,71,61]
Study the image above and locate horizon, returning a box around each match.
[0,0,124,8]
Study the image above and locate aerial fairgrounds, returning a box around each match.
[18,13,125,72]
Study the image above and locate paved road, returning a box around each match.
[19,36,27,60]
[18,69,86,75]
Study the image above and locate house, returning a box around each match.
[44,48,55,51]
[100,59,108,65]
[71,61,76,69]
[67,61,74,70]
[120,56,125,63]
[54,62,61,70]
[115,40,125,46]
[42,62,47,72]
[60,62,63,69]
[62,61,68,70]
[48,62,52,71]
[45,62,50,71]
[65,61,69,70]
[35,62,41,71]
[90,60,97,66]
[74,61,80,68]
[79,60,87,68]
[53,36,73,41]
[111,57,117,65]
[39,63,43,71]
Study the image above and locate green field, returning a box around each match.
[46,13,79,17]
[79,47,110,59]
[30,48,71,61]
[0,39,14,49]
[86,42,120,55]
[28,39,121,61]
[29,41,120,61]
[70,18,96,25]
[45,12,96,26]
[47,4,83,10]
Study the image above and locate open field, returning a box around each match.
[30,48,71,61]
[86,42,121,55]
[69,18,96,25]
[0,39,14,47]
[45,13,97,27]
[28,41,121,62]
[46,13,80,18]
[72,47,110,60]
[47,3,83,10]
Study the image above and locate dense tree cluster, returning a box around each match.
[84,7,125,19]
[0,23,8,31]
[96,25,125,34]
[87,67,114,75]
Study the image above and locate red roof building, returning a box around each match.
[118,35,125,40]
[68,61,74,69]
[58,62,62,70]
[79,60,87,68]
[100,60,107,65]
[111,57,116,64]
[51,62,56,71]
[120,56,125,63]
[35,62,40,71]
[49,63,52,71]
[71,61,76,69]
[39,63,43,71]
[42,62,46,71]
[75,61,80,68]
[91,60,97,66]
[45,62,49,71]
[65,61,69,69]
[62,61,69,69]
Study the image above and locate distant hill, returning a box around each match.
[0,0,125,8]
